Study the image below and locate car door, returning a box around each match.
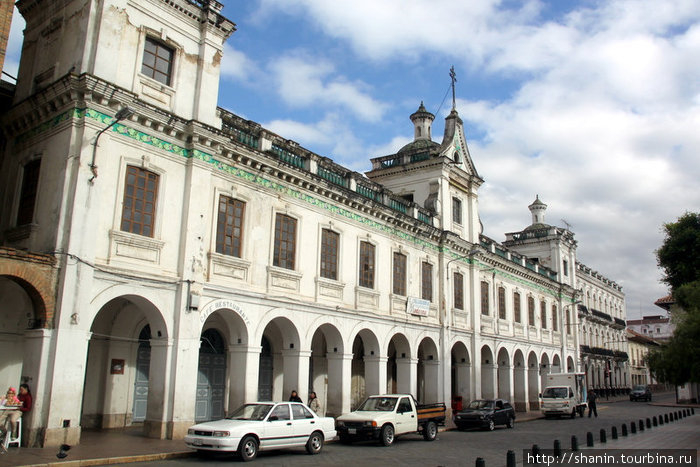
[494,400,505,424]
[395,397,418,434]
[290,403,316,446]
[262,403,292,448]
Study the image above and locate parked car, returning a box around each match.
[629,385,652,402]
[184,402,337,461]
[453,399,515,431]
[335,394,446,446]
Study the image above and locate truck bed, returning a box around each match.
[416,402,447,424]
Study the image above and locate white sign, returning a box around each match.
[407,297,430,316]
[199,298,251,326]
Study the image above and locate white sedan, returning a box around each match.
[184,402,337,461]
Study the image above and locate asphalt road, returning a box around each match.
[121,392,690,466]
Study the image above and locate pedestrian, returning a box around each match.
[0,384,32,440]
[289,390,302,403]
[308,391,321,415]
[588,389,598,418]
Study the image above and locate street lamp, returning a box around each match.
[88,106,134,183]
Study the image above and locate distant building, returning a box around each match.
[626,329,659,387]
[626,312,674,342]
[0,0,627,448]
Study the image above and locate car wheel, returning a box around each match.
[423,421,437,441]
[238,435,258,462]
[305,431,324,455]
[506,416,515,428]
[380,424,395,446]
[486,419,495,431]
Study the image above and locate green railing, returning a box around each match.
[388,197,409,214]
[318,167,347,187]
[271,145,306,168]
[356,183,380,201]
[223,124,258,148]
[410,152,430,163]
[380,156,402,168]
[418,211,433,224]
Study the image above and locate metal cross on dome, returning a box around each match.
[449,66,457,110]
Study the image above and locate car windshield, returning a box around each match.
[467,400,494,409]
[542,387,568,399]
[227,403,273,421]
[633,385,646,391]
[357,397,398,411]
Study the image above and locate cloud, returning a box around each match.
[219,43,257,81]
[269,54,387,122]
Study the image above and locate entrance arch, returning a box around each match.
[196,328,226,422]
[497,347,512,401]
[258,317,301,401]
[309,323,344,416]
[451,342,471,405]
[567,356,576,372]
[386,334,411,395]
[513,350,527,411]
[417,337,439,403]
[350,328,381,409]
[527,351,539,410]
[552,354,562,374]
[480,345,496,399]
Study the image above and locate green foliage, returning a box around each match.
[647,307,700,384]
[656,212,700,290]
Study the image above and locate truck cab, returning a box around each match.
[540,373,587,418]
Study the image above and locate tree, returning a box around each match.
[656,212,700,290]
[648,212,700,387]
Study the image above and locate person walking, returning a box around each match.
[288,390,302,403]
[308,391,321,415]
[588,389,598,418]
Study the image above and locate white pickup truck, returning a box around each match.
[540,372,588,418]
[335,394,446,446]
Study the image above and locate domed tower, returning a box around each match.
[528,195,548,229]
[410,101,434,141]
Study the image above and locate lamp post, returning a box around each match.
[88,107,134,183]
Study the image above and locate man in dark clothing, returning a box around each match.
[289,390,302,403]
[588,390,598,417]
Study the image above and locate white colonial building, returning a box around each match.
[0,0,627,448]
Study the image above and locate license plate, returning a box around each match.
[193,439,203,446]
[348,428,356,434]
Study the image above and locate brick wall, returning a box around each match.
[0,1,13,73]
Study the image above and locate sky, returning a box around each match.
[4,0,700,319]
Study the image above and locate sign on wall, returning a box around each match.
[407,297,430,316]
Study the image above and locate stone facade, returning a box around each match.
[0,0,627,448]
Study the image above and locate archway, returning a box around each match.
[350,328,381,409]
[527,351,539,410]
[513,350,527,411]
[552,354,562,374]
[258,317,301,402]
[417,337,439,403]
[480,345,495,399]
[81,295,167,433]
[497,348,511,401]
[386,334,411,395]
[308,323,343,416]
[195,328,226,422]
[567,356,576,372]
[539,353,551,390]
[450,342,471,406]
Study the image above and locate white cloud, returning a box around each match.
[269,54,387,121]
[219,43,257,81]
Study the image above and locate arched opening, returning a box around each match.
[540,353,551,391]
[308,323,343,417]
[417,337,439,403]
[258,317,300,402]
[527,351,539,410]
[497,348,511,401]
[451,342,470,406]
[386,334,411,395]
[195,328,226,422]
[258,336,273,401]
[480,345,495,399]
[513,350,527,411]
[132,325,151,423]
[350,329,381,409]
[552,354,562,374]
[567,356,576,372]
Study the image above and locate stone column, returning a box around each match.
[423,360,440,403]
[228,345,260,408]
[326,352,352,417]
[396,357,417,396]
[144,338,174,439]
[282,349,311,402]
[364,355,387,396]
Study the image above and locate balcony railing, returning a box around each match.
[223,124,259,148]
[271,145,306,168]
[317,166,347,187]
[356,183,381,201]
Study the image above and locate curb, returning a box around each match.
[20,451,195,467]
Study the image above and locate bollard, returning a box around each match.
[600,428,607,443]
[664,414,669,423]
[692,408,695,415]
[554,439,562,457]
[532,444,541,458]
[660,415,664,425]
[506,450,516,467]
[612,426,618,439]
[646,418,651,429]
[653,416,658,426]
[571,435,579,451]
[675,412,679,421]
[476,457,486,467]
[639,419,644,431]
[631,421,637,434]
[622,423,628,436]
[587,432,594,447]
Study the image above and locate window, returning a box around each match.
[273,214,297,270]
[216,196,245,257]
[16,159,41,226]
[453,272,464,310]
[541,300,547,329]
[359,241,375,288]
[121,166,158,237]
[498,286,506,319]
[422,262,433,302]
[552,305,558,331]
[393,252,407,296]
[320,229,339,280]
[481,281,490,315]
[566,308,571,335]
[513,292,521,323]
[141,37,174,86]
[398,398,412,413]
[528,296,535,326]
[563,259,569,277]
[291,404,314,419]
[452,197,462,224]
[269,404,290,421]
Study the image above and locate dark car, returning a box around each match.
[453,399,515,431]
[629,385,652,402]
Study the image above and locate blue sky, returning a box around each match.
[4,0,700,319]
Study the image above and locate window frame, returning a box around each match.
[452,197,462,225]
[358,241,375,289]
[392,251,407,296]
[498,286,506,320]
[215,195,245,258]
[513,291,521,323]
[480,281,490,315]
[120,165,159,238]
[541,300,547,329]
[552,304,558,331]
[453,271,464,310]
[421,261,433,302]
[273,213,297,270]
[320,228,340,280]
[141,37,175,86]
[528,296,535,326]
[16,158,42,226]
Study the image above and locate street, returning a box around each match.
[117,392,697,466]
